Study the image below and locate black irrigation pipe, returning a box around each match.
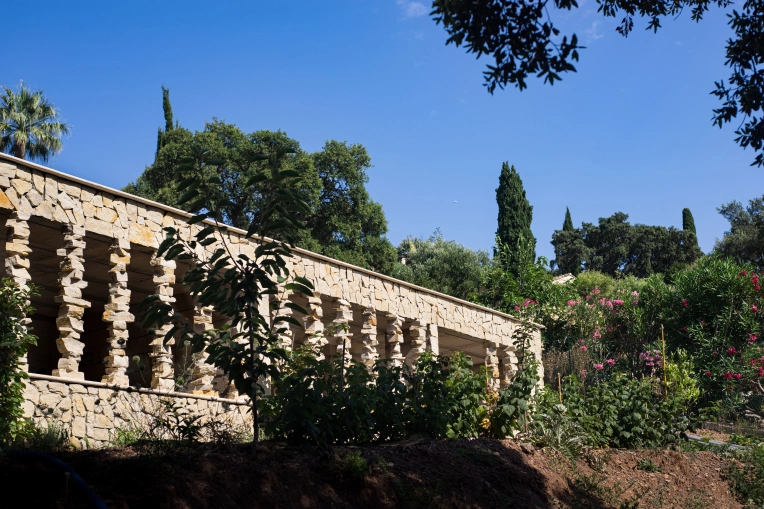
[8,450,108,509]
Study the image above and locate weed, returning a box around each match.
[109,423,142,448]
[636,459,662,473]
[341,450,368,481]
[13,420,69,452]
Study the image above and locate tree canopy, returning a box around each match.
[431,0,764,166]
[496,162,535,275]
[124,92,396,273]
[0,82,69,162]
[551,211,703,277]
[715,194,764,270]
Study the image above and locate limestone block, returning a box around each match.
[0,162,16,178]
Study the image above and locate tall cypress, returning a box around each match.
[563,207,574,231]
[682,208,696,235]
[162,85,174,133]
[496,162,535,274]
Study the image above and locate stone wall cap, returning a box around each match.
[0,153,544,330]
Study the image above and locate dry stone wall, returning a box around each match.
[23,375,251,449]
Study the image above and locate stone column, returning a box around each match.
[360,307,378,369]
[426,324,439,356]
[329,299,353,365]
[52,225,91,380]
[405,319,428,367]
[187,304,218,396]
[303,296,327,360]
[485,342,501,391]
[149,255,176,391]
[4,211,32,372]
[101,238,134,385]
[499,344,519,389]
[385,313,404,367]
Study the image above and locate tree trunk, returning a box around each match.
[13,141,25,160]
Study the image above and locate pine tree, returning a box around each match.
[496,162,535,274]
[563,207,574,231]
[682,208,696,235]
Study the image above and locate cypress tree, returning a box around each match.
[162,85,174,133]
[682,208,696,235]
[563,206,574,231]
[496,162,535,274]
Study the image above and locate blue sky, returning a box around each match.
[2,1,756,262]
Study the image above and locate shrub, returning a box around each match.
[0,279,38,446]
[726,442,764,508]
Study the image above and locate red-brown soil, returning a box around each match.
[0,439,744,509]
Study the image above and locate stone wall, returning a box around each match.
[23,375,251,449]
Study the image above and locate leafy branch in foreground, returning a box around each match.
[139,146,314,446]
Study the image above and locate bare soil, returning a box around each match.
[0,439,744,509]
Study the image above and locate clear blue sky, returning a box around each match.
[3,1,757,262]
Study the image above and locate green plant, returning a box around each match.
[109,423,142,448]
[636,459,661,473]
[665,349,701,406]
[140,146,314,445]
[0,279,38,447]
[340,450,368,481]
[529,404,587,459]
[726,443,764,508]
[13,420,70,452]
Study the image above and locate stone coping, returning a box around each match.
[0,152,542,330]
[27,373,248,405]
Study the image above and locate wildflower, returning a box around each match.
[682,299,688,307]
[606,359,615,367]
[754,305,759,313]
[750,333,758,343]
[613,299,624,306]
[593,363,604,371]
[567,300,577,306]
[728,347,738,356]
[580,345,588,352]
[733,373,742,380]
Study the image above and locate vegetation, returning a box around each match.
[495,162,535,275]
[125,89,396,273]
[0,279,38,446]
[716,194,764,270]
[430,0,764,166]
[0,82,69,162]
[550,211,703,277]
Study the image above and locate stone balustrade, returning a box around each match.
[1,153,543,446]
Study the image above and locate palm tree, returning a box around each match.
[0,82,70,162]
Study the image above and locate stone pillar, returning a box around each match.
[360,307,378,369]
[187,304,218,396]
[385,313,404,367]
[149,255,176,391]
[499,344,519,389]
[303,296,327,360]
[485,342,501,391]
[405,319,428,367]
[101,238,134,385]
[4,211,32,372]
[52,225,91,380]
[329,299,353,365]
[426,324,439,356]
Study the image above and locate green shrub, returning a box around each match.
[0,279,38,447]
[726,443,764,508]
[13,420,70,452]
[529,404,587,459]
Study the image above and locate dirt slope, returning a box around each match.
[0,439,743,509]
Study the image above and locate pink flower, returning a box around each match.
[513,306,520,311]
[567,300,577,306]
[585,295,591,301]
[753,305,759,313]
[750,333,758,343]
[580,369,588,378]
[682,299,688,307]
[753,275,759,284]
[741,270,748,277]
[733,373,742,380]
[613,299,624,306]
[593,288,600,295]
[593,363,604,371]
[728,347,738,356]
[606,300,614,308]
[632,291,639,297]
[705,371,712,377]
[606,359,616,367]
[756,285,761,291]
[758,367,764,377]
[578,338,585,344]
[580,345,588,352]
[593,332,602,339]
